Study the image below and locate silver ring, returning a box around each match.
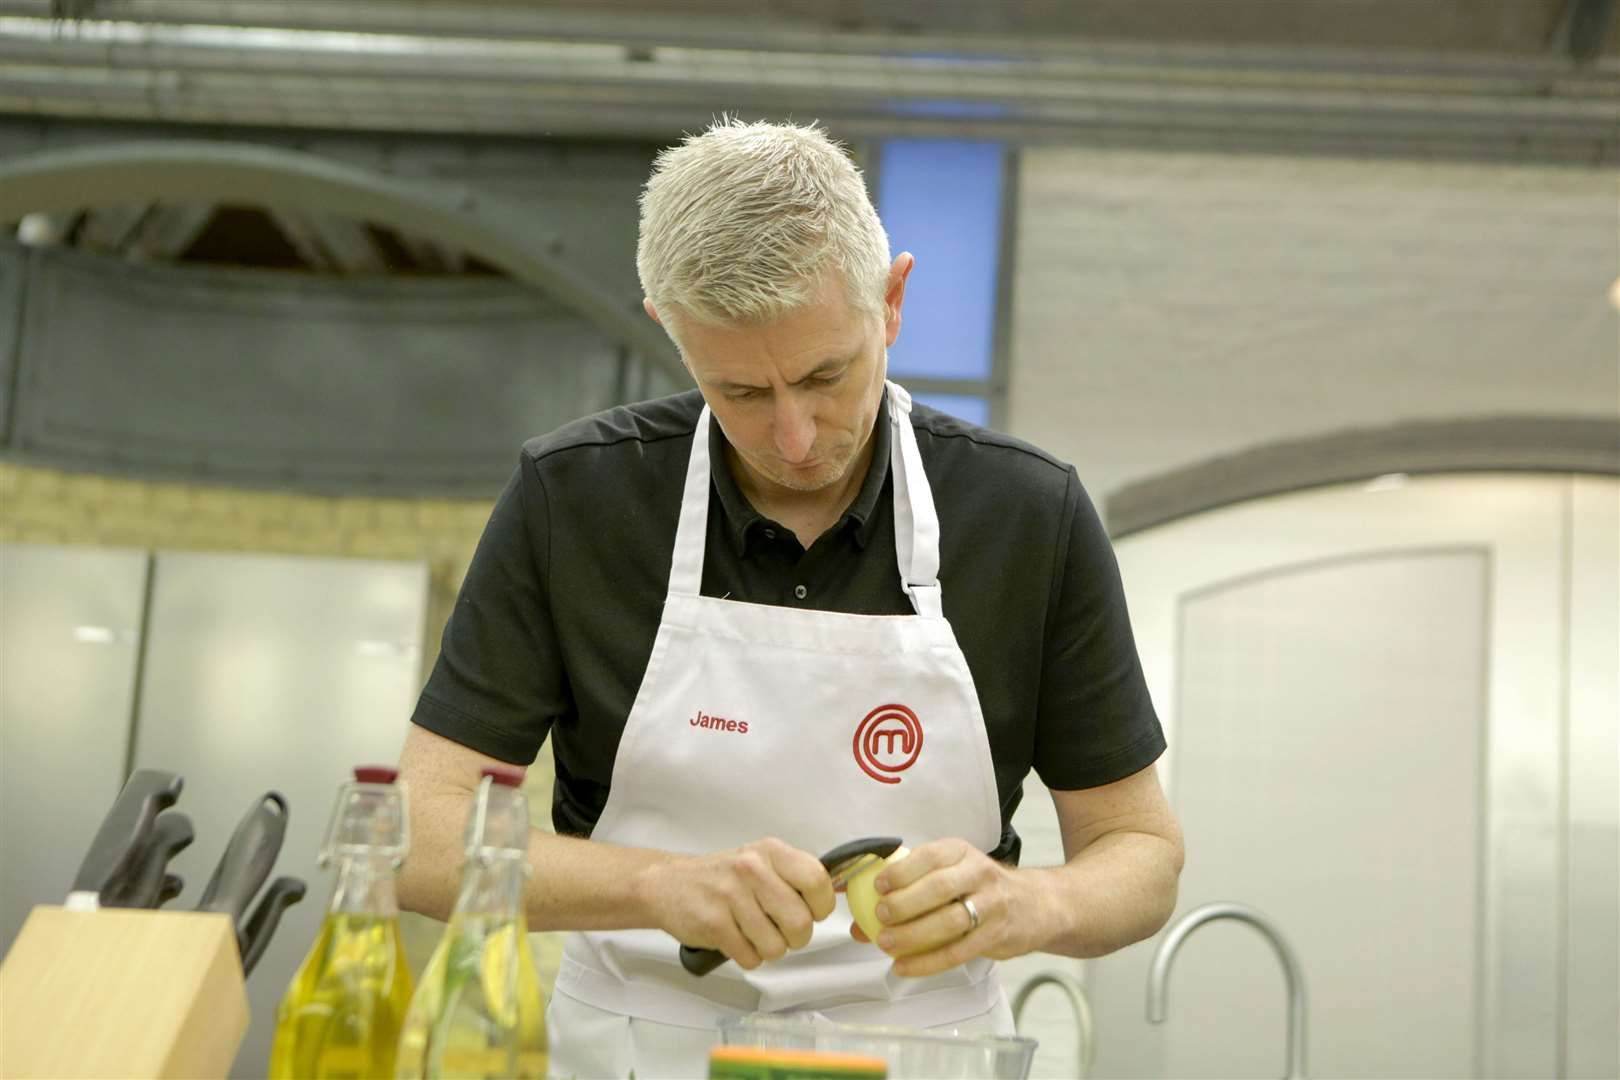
[959,896,980,932]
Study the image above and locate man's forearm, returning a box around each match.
[396,789,675,931]
[1019,829,1184,959]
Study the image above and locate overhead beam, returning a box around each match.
[394,232,464,274]
[266,207,333,271]
[77,203,148,253]
[128,200,213,259]
[269,209,388,275]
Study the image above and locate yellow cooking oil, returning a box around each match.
[395,914,547,1079]
[269,912,414,1079]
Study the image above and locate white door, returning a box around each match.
[1085,473,1616,1080]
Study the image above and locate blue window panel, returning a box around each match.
[877,140,1003,382]
[910,392,990,428]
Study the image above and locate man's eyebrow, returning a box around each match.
[787,352,858,385]
[709,351,858,392]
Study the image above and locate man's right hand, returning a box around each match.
[638,837,836,970]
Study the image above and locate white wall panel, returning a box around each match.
[131,550,428,1078]
[0,542,146,954]
[1165,551,1486,1078]
[1095,473,1588,1079]
[1565,477,1619,1078]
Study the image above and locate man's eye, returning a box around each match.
[814,372,844,386]
[729,388,764,402]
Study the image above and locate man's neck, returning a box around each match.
[727,434,877,548]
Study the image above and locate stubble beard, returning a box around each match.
[750,443,855,493]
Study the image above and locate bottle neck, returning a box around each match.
[454,852,527,919]
[326,854,400,916]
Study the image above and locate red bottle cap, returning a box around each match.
[353,765,398,784]
[481,766,524,788]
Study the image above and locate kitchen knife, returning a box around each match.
[101,809,194,909]
[237,875,307,977]
[196,792,289,956]
[68,769,184,906]
[679,836,904,977]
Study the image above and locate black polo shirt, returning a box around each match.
[411,389,1164,863]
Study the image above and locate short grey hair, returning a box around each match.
[636,117,892,333]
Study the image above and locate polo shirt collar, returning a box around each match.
[709,386,893,556]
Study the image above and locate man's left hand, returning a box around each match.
[846,838,1039,977]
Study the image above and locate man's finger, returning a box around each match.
[874,891,980,958]
[877,862,976,926]
[892,923,993,979]
[770,844,837,921]
[875,840,965,895]
[732,891,791,965]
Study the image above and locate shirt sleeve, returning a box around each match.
[1033,467,1166,790]
[410,452,568,765]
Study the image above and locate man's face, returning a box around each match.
[651,260,910,497]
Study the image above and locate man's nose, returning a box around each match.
[772,395,816,463]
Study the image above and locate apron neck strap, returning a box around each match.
[668,381,944,618]
[886,382,944,618]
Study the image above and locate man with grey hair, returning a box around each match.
[399,118,1183,1076]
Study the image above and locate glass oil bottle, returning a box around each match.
[270,765,414,1079]
[395,766,546,1079]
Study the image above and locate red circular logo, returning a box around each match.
[853,704,924,785]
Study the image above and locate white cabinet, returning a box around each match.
[1086,473,1617,1079]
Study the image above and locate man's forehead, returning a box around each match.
[687,338,865,386]
[677,308,868,377]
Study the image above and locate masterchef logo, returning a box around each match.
[853,704,923,784]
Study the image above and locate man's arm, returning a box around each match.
[855,762,1183,975]
[396,725,836,969]
[1023,762,1184,957]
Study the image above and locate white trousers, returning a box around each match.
[546,982,1016,1080]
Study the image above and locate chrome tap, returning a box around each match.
[1146,901,1308,1080]
[1012,968,1096,1077]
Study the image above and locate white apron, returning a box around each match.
[548,382,1007,1078]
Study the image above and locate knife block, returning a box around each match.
[0,905,249,1078]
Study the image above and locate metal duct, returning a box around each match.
[0,3,1614,161]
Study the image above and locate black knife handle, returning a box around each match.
[239,876,307,977]
[196,793,289,951]
[102,810,194,909]
[156,874,185,907]
[71,770,184,897]
[676,836,904,977]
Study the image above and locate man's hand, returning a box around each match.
[639,837,836,970]
[848,838,1037,978]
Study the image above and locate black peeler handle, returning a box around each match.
[678,835,903,977]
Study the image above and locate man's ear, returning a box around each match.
[642,297,662,325]
[883,253,914,348]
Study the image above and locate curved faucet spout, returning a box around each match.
[1146,901,1308,1080]
[1012,969,1096,1077]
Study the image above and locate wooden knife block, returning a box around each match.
[0,905,249,1078]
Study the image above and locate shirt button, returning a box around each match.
[794,584,808,600]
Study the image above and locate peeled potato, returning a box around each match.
[845,846,919,953]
